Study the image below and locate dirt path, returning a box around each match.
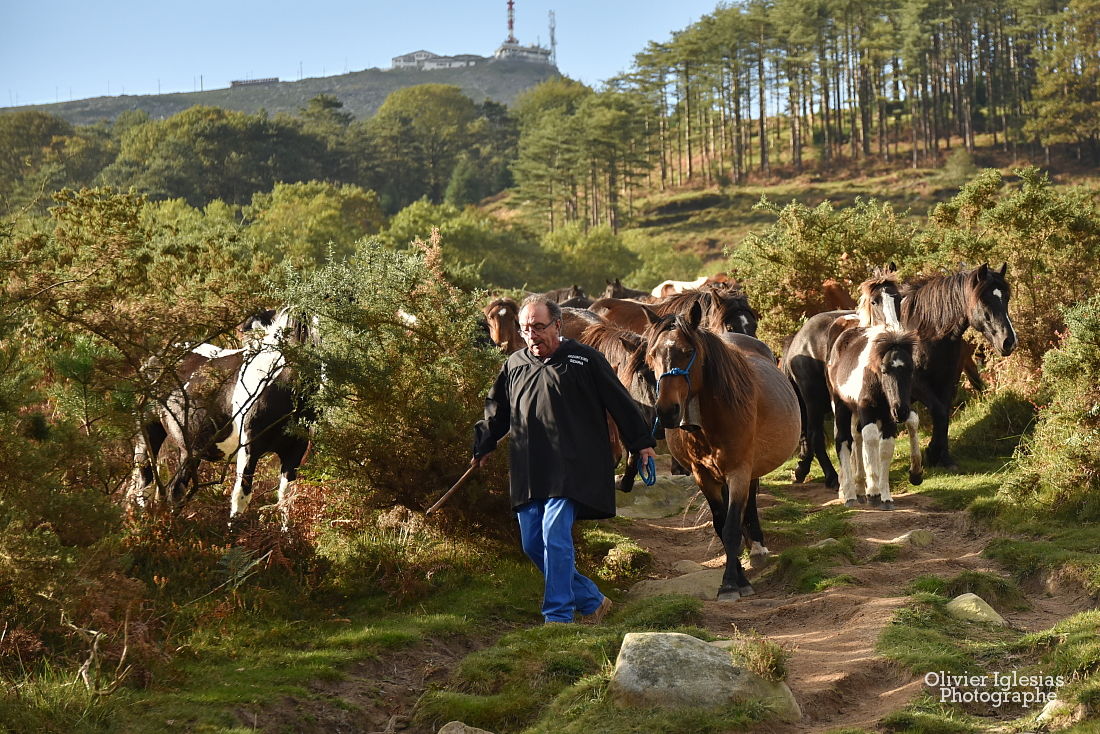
[616,480,1090,732]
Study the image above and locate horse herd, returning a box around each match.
[484,264,1015,600]
[126,264,1015,601]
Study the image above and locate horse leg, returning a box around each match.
[905,411,923,485]
[791,380,814,483]
[833,402,858,506]
[275,441,310,530]
[230,445,260,522]
[923,395,957,470]
[806,392,839,488]
[129,419,166,508]
[742,479,770,570]
[860,421,895,510]
[851,415,868,504]
[718,471,754,601]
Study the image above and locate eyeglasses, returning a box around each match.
[519,321,558,335]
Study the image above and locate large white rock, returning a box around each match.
[608,632,801,721]
[944,593,1007,625]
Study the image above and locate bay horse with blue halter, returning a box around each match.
[128,307,319,525]
[641,303,801,601]
[826,322,921,509]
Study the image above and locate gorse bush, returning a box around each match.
[999,295,1100,519]
[926,167,1100,367]
[274,233,514,536]
[727,196,922,345]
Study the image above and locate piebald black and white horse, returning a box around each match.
[128,307,319,525]
[826,324,921,509]
[784,268,906,488]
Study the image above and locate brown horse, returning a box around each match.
[592,285,758,337]
[483,297,523,354]
[639,304,801,601]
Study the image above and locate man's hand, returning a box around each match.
[638,447,657,463]
[472,453,493,468]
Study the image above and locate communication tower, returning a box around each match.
[507,0,517,44]
[549,10,557,66]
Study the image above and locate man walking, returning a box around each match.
[473,295,657,624]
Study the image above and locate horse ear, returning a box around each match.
[887,261,897,273]
[977,263,989,279]
[688,301,703,328]
[998,262,1008,276]
[643,306,662,327]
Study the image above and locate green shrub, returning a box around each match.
[998,295,1100,520]
[727,197,922,345]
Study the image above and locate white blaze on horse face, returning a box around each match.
[740,315,750,332]
[992,289,1003,301]
[497,307,508,317]
[881,293,901,330]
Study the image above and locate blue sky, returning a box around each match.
[1,0,721,108]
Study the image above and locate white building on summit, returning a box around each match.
[390,1,555,71]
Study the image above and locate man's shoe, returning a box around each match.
[580,596,612,625]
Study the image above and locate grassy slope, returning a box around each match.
[15,60,560,125]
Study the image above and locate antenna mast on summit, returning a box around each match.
[506,0,517,43]
[549,10,557,65]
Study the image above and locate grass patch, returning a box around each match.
[905,571,1028,611]
[613,594,703,630]
[727,630,791,683]
[100,542,544,734]
[870,544,902,563]
[767,538,857,593]
[579,525,653,585]
[877,593,1022,675]
[879,694,983,733]
[759,484,852,546]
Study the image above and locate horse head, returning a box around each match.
[707,284,759,336]
[644,304,705,432]
[857,264,903,329]
[483,297,522,353]
[967,263,1016,356]
[870,329,918,423]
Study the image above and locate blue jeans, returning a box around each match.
[516,497,605,623]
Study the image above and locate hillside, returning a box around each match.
[14,59,560,125]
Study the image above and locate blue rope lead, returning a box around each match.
[637,454,657,486]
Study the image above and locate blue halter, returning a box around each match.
[650,349,697,438]
[656,349,697,394]
[637,454,657,486]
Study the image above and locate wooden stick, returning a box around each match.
[425,462,480,516]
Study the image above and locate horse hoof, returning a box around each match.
[857,494,867,504]
[909,471,924,486]
[792,467,810,483]
[881,500,895,511]
[738,584,756,597]
[825,475,840,490]
[844,499,858,508]
[869,494,881,506]
[716,589,741,602]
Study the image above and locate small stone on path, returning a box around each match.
[945,593,1006,625]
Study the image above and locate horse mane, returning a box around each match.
[868,329,917,373]
[651,314,755,423]
[580,321,654,404]
[654,285,756,330]
[856,268,901,326]
[901,266,1007,340]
